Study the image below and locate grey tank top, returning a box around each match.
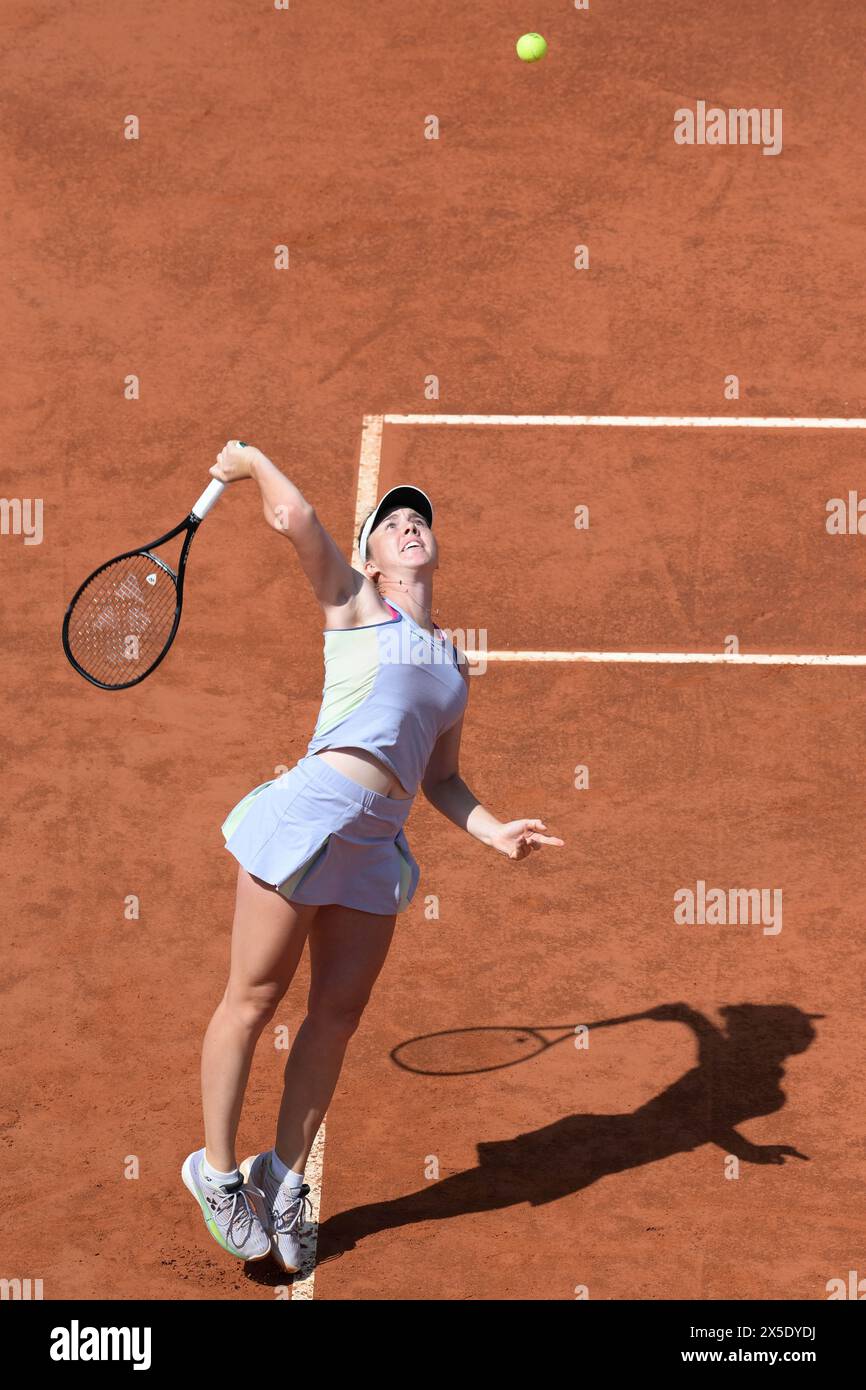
[304,598,468,795]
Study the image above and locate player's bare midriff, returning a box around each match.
[312,747,414,798]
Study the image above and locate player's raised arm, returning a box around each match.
[209,440,363,612]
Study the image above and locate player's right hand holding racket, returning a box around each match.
[211,442,320,540]
[209,439,260,484]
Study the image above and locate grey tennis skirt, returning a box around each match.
[221,752,421,915]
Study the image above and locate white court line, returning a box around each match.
[290,1116,326,1300]
[352,414,385,568]
[384,414,866,428]
[462,650,866,666]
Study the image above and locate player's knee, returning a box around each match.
[305,996,367,1038]
[224,983,284,1029]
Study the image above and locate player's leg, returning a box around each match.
[272,902,398,1173]
[201,865,319,1173]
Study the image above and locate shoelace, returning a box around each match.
[210,1185,260,1241]
[270,1181,313,1236]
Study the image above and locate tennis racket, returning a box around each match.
[61,475,228,689]
[390,1010,657,1076]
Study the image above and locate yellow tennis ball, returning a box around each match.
[516,32,547,63]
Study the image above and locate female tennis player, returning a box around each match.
[182,440,564,1271]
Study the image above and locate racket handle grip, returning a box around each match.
[191,478,226,520]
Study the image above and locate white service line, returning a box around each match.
[290,1116,327,1300]
[384,414,866,429]
[463,650,866,666]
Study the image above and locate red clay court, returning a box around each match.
[2,1,865,1304]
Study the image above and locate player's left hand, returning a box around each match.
[490,819,564,860]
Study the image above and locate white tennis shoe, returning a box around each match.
[241,1152,313,1274]
[181,1148,272,1261]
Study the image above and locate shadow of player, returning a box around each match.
[316,1001,821,1263]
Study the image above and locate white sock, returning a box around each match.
[201,1154,241,1189]
[268,1148,305,1188]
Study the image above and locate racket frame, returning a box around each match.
[62,507,206,691]
[390,1024,570,1076]
[391,1012,649,1075]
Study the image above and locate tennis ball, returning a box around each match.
[516,32,547,63]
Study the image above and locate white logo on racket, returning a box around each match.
[146,573,157,586]
[116,573,144,600]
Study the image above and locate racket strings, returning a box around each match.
[65,553,178,686]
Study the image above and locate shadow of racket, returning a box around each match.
[391,1011,655,1076]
